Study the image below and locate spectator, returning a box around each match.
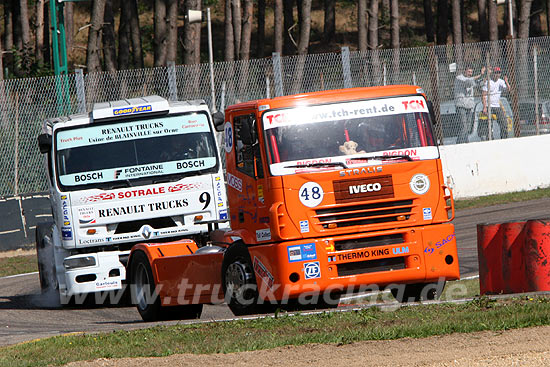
[454,65,485,143]
[482,66,511,139]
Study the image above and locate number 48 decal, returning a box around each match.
[299,182,324,208]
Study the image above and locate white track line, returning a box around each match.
[0,272,38,280]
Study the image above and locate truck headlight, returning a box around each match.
[63,256,96,269]
[410,174,430,195]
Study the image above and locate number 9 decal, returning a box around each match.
[199,192,211,210]
[299,182,324,208]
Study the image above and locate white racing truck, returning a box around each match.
[36,96,228,304]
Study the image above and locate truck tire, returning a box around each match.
[130,251,203,322]
[390,281,446,303]
[35,222,58,293]
[221,242,262,316]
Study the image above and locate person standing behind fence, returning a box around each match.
[482,67,511,139]
[455,65,485,143]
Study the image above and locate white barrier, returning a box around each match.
[439,134,550,199]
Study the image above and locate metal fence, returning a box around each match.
[2,36,550,197]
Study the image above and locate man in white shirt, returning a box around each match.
[482,66,511,139]
[454,65,485,143]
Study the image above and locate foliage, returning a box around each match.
[1,296,550,366]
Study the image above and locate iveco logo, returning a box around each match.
[349,183,382,194]
[141,226,152,239]
[339,166,383,177]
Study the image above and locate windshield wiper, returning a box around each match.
[348,155,413,162]
[284,162,348,169]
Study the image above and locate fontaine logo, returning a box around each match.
[114,169,123,179]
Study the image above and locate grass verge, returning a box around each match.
[454,186,550,210]
[0,255,37,278]
[1,296,549,367]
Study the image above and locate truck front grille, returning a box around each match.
[115,216,177,234]
[337,256,406,277]
[334,233,404,251]
[314,199,414,229]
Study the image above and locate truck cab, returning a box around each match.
[219,85,459,311]
[37,96,228,302]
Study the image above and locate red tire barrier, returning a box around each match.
[477,219,550,295]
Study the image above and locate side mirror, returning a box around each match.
[213,111,225,132]
[37,133,52,154]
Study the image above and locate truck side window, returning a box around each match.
[234,114,263,178]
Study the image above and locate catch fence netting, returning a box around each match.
[2,36,550,197]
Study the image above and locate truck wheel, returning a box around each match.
[390,281,446,303]
[221,243,261,316]
[130,251,162,322]
[35,222,58,293]
[130,251,203,321]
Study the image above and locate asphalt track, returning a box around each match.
[2,198,550,347]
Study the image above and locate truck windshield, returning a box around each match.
[55,112,218,190]
[263,96,438,176]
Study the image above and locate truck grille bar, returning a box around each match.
[314,199,414,229]
[337,256,406,277]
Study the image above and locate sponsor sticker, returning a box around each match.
[61,227,73,241]
[304,261,321,279]
[299,182,324,208]
[219,209,228,220]
[410,173,430,195]
[423,207,433,220]
[113,104,152,116]
[425,233,456,255]
[95,279,121,290]
[300,220,310,233]
[256,228,271,242]
[253,257,274,289]
[287,243,317,263]
[227,173,243,192]
[224,121,233,153]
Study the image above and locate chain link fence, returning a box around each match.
[1,36,550,197]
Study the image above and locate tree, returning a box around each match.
[103,0,117,72]
[232,0,242,59]
[65,1,74,54]
[297,0,312,55]
[257,0,266,58]
[324,0,335,43]
[86,0,106,73]
[184,0,201,64]
[224,0,235,61]
[390,0,399,49]
[369,0,382,85]
[167,0,178,64]
[424,0,435,43]
[35,0,45,64]
[154,0,168,66]
[240,0,253,60]
[358,0,368,51]
[274,0,283,54]
[369,0,380,51]
[451,0,462,44]
[436,0,449,44]
[118,2,131,70]
[477,0,488,41]
[128,0,144,68]
[390,0,400,83]
[518,0,534,39]
[283,0,294,55]
[530,0,543,36]
[488,0,498,41]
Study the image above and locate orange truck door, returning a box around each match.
[229,112,270,243]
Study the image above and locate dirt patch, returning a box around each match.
[67,326,550,367]
[0,249,35,259]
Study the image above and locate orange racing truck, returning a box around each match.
[129,86,459,320]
